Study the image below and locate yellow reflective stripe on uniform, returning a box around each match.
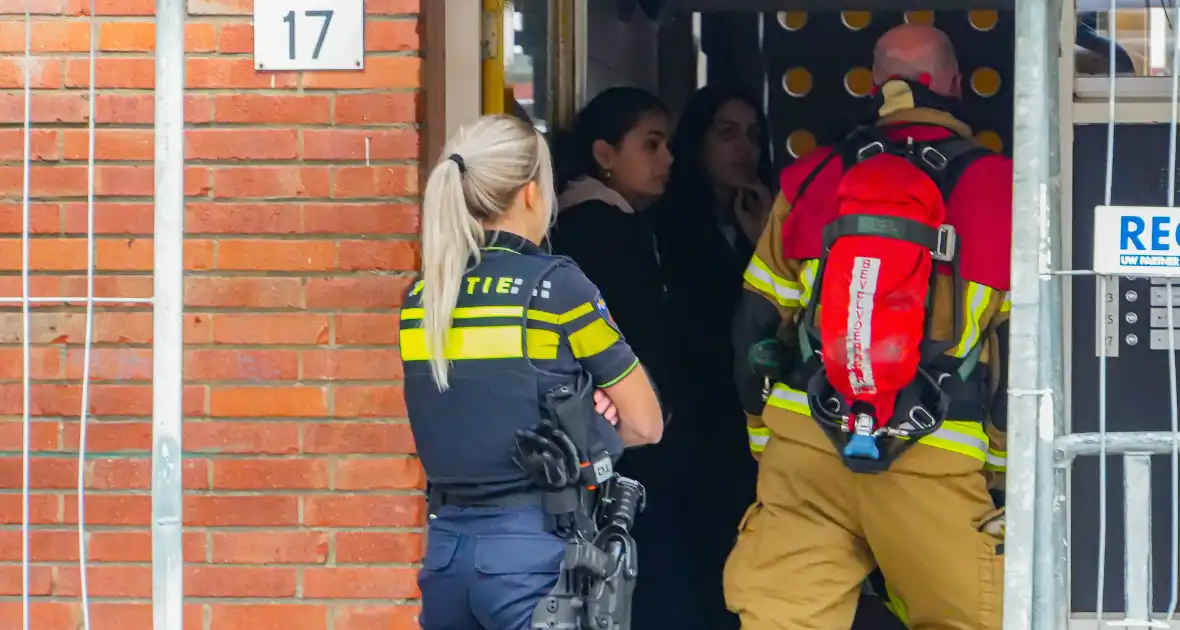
[401,306,521,320]
[800,259,819,307]
[883,580,909,626]
[400,326,559,360]
[951,282,994,357]
[1000,296,1011,313]
[569,318,620,359]
[766,382,812,415]
[401,303,593,325]
[400,326,539,361]
[743,256,801,307]
[748,426,771,453]
[557,302,595,323]
[898,421,989,463]
[766,383,990,462]
[985,447,1007,472]
[526,328,560,360]
[399,301,611,361]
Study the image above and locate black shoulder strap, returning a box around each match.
[908,136,993,365]
[790,125,895,206]
[840,123,992,202]
[790,150,838,207]
[912,136,993,201]
[837,124,900,169]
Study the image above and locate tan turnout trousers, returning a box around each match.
[723,414,1005,630]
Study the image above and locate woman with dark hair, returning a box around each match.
[549,86,708,630]
[550,86,678,428]
[650,84,774,630]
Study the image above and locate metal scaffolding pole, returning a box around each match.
[1007,0,1066,627]
[1039,0,1069,626]
[152,0,186,627]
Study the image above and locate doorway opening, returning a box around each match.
[506,3,1018,629]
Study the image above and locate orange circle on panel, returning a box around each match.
[841,11,872,31]
[782,67,813,97]
[971,67,1001,97]
[905,10,935,25]
[975,130,1003,153]
[786,130,817,159]
[777,11,808,31]
[844,67,874,97]
[968,10,999,31]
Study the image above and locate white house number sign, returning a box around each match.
[253,0,366,71]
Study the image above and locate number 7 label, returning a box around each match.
[253,0,365,72]
[283,10,334,61]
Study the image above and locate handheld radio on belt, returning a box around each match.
[513,373,645,630]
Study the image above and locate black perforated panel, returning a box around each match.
[677,0,1016,11]
[759,10,1015,174]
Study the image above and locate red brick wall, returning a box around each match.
[0,0,425,628]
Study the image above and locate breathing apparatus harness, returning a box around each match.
[747,80,996,474]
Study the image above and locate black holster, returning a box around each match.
[513,372,645,630]
[530,475,645,630]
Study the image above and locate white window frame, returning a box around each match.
[443,0,483,138]
[1072,1,1180,123]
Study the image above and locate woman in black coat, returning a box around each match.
[549,87,708,630]
[653,85,909,630]
[650,85,775,630]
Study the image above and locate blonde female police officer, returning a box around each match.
[399,114,664,630]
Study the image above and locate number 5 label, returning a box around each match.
[253,0,365,71]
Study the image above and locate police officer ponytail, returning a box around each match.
[420,114,555,390]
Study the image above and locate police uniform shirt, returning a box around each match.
[399,230,638,499]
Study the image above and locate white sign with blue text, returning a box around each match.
[1093,205,1180,277]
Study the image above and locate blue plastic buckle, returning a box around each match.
[843,414,881,460]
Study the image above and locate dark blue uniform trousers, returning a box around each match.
[419,505,565,630]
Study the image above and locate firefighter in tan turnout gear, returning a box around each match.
[724,24,1011,630]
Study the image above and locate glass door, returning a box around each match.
[483,1,583,134]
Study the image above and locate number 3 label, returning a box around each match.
[253,0,365,71]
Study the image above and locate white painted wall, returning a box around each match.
[585,2,660,98]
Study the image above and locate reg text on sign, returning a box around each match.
[253,0,366,72]
[1093,205,1180,277]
